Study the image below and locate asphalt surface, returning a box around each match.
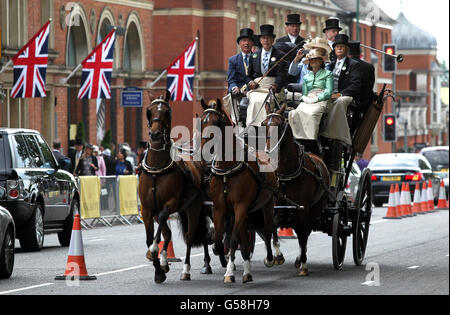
[0,207,448,296]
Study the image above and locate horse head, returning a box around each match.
[261,103,287,154]
[146,90,172,151]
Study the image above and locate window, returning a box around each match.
[23,134,44,168]
[410,73,417,91]
[10,135,33,168]
[419,158,431,171]
[35,135,56,167]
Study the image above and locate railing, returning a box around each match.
[77,175,143,229]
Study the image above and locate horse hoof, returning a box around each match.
[180,273,191,281]
[297,269,309,277]
[243,274,253,283]
[154,271,167,284]
[294,258,301,269]
[224,276,235,283]
[161,264,170,274]
[274,254,285,266]
[146,250,157,261]
[264,258,274,268]
[201,266,213,274]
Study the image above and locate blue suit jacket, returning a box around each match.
[227,53,248,93]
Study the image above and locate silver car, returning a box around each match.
[0,205,15,279]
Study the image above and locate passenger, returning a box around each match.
[288,48,333,155]
[246,24,287,127]
[322,17,342,63]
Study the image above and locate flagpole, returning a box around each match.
[0,60,12,75]
[59,64,82,85]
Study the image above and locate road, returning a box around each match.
[0,207,448,296]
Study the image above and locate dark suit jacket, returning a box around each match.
[53,150,71,171]
[329,56,361,100]
[351,57,375,113]
[227,53,248,93]
[276,35,305,83]
[245,47,287,92]
[276,35,305,46]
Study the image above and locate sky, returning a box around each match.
[372,0,449,65]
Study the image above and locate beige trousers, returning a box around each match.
[320,96,353,146]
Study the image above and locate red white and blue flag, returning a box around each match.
[166,39,197,101]
[11,20,51,98]
[78,29,116,99]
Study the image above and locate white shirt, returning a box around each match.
[260,47,273,74]
[328,40,334,50]
[288,34,298,44]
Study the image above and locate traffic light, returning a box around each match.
[383,114,397,142]
[383,44,397,73]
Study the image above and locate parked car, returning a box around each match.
[0,205,15,279]
[368,153,440,207]
[420,146,449,198]
[345,162,361,203]
[0,128,80,252]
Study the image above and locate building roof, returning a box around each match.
[393,13,437,50]
[331,0,396,24]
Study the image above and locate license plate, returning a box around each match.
[382,176,401,181]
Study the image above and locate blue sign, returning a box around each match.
[121,87,143,107]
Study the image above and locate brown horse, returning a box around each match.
[138,91,213,283]
[200,99,278,283]
[262,104,330,276]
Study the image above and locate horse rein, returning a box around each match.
[263,113,289,155]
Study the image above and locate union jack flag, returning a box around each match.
[11,20,51,98]
[78,29,116,99]
[167,39,197,101]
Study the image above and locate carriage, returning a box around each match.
[226,80,393,270]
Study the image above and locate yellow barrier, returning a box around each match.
[119,175,139,216]
[79,176,101,220]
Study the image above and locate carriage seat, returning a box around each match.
[285,83,303,109]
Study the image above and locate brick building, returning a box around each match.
[1,0,423,158]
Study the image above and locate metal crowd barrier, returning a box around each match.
[77,175,143,229]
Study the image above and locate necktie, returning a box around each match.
[244,54,249,67]
[263,52,269,73]
[335,60,342,76]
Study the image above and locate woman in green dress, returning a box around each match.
[288,48,333,154]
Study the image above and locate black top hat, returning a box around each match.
[237,28,255,44]
[333,34,350,47]
[75,139,84,146]
[348,41,361,56]
[259,24,276,38]
[323,18,342,33]
[253,34,262,48]
[285,14,302,25]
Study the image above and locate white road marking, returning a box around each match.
[87,238,107,242]
[408,266,420,269]
[0,283,54,295]
[93,264,149,277]
[361,281,375,286]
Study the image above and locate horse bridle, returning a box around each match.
[263,112,289,155]
[200,108,228,140]
[147,99,172,151]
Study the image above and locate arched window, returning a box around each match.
[123,17,144,73]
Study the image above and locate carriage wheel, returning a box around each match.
[352,169,373,266]
[332,212,347,270]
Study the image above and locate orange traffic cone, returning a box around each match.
[427,180,436,212]
[420,181,429,214]
[384,184,400,219]
[437,180,448,210]
[278,228,297,239]
[399,183,408,217]
[412,182,422,215]
[55,214,96,280]
[394,183,402,217]
[158,240,182,262]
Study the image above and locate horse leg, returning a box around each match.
[201,241,213,275]
[160,221,171,274]
[153,208,170,284]
[233,207,253,283]
[181,245,192,281]
[142,208,158,262]
[295,229,310,277]
[212,207,227,268]
[273,227,285,266]
[224,231,238,283]
[262,203,274,268]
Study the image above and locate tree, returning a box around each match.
[101,129,113,150]
[75,121,86,144]
[440,60,449,87]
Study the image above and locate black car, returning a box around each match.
[368,153,440,207]
[0,205,15,279]
[0,128,80,251]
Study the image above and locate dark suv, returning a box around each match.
[0,128,79,251]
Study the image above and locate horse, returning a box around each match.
[200,98,278,283]
[261,103,330,276]
[138,91,213,283]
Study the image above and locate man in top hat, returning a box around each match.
[321,34,360,195]
[69,138,84,174]
[322,17,342,62]
[348,41,375,128]
[277,14,305,46]
[245,24,287,127]
[224,28,255,124]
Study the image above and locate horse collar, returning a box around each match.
[141,150,176,175]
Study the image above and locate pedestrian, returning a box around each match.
[74,144,98,176]
[69,139,84,174]
[356,153,369,171]
[115,148,133,176]
[52,138,71,171]
[102,149,116,176]
[93,145,106,176]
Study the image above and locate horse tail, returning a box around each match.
[178,203,211,248]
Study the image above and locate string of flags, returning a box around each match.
[0,20,197,101]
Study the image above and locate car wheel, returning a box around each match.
[0,226,15,279]
[58,198,78,247]
[19,203,44,252]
